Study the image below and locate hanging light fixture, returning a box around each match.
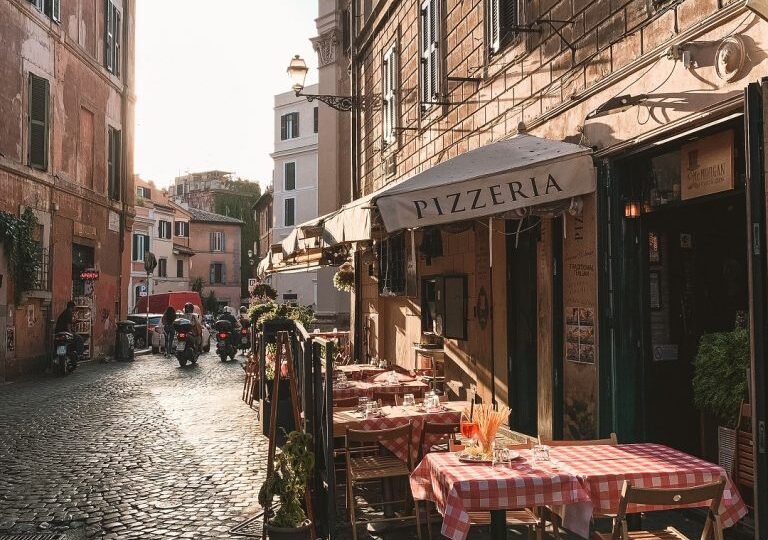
[624,200,641,219]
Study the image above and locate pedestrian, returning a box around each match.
[162,306,177,357]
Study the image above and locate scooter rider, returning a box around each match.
[217,306,241,347]
[184,302,203,353]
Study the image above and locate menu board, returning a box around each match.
[566,307,595,364]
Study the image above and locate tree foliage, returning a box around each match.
[0,208,42,303]
[213,178,261,298]
[203,290,219,315]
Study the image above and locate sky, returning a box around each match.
[134,0,318,189]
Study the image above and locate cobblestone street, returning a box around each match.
[0,353,266,539]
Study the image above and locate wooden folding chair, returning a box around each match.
[416,421,460,464]
[593,479,726,540]
[346,423,421,540]
[541,433,618,536]
[333,395,360,408]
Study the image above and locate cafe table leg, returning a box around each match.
[490,509,507,539]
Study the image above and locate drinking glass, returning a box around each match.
[379,358,388,369]
[460,420,478,448]
[493,445,510,468]
[357,396,369,413]
[532,444,551,466]
[402,393,415,407]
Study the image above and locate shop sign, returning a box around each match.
[681,130,734,200]
[80,270,100,280]
[653,344,678,362]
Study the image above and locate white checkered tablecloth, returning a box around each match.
[410,444,748,540]
[550,443,747,527]
[335,406,462,463]
[333,380,428,400]
[411,451,590,540]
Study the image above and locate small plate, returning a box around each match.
[457,453,492,463]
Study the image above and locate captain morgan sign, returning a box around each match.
[375,154,596,232]
[681,130,734,201]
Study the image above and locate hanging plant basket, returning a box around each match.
[333,263,355,292]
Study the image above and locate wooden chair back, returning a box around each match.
[612,479,726,540]
[734,402,754,504]
[333,396,360,408]
[417,421,460,463]
[542,433,618,447]
[346,423,413,468]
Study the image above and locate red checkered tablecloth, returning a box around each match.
[411,451,591,540]
[334,404,464,462]
[550,443,747,527]
[333,380,428,400]
[410,444,747,540]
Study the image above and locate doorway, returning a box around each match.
[641,193,747,455]
[506,219,539,436]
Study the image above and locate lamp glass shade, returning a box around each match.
[287,55,309,93]
[624,201,641,219]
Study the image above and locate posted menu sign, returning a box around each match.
[681,130,734,200]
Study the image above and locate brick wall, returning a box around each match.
[356,0,724,197]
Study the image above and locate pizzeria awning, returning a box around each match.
[374,134,595,232]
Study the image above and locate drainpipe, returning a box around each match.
[351,0,363,363]
[118,0,132,322]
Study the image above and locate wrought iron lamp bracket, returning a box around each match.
[296,90,364,112]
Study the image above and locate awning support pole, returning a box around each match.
[489,217,498,409]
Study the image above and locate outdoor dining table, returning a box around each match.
[332,379,429,400]
[334,364,386,381]
[410,443,748,540]
[333,401,469,462]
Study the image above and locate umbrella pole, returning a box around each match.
[489,217,497,409]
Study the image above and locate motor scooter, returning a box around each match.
[52,332,79,376]
[173,318,199,367]
[214,320,237,362]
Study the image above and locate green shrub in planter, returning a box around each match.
[692,327,750,427]
[258,431,314,534]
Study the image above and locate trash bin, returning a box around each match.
[115,320,136,361]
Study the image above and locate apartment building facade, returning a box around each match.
[128,177,194,314]
[171,170,233,213]
[0,0,135,379]
[188,208,243,310]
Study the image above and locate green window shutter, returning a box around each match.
[293,112,300,138]
[104,0,113,72]
[499,0,518,48]
[28,73,49,170]
[132,234,139,261]
[143,234,150,256]
[114,9,121,77]
[107,127,121,200]
[280,115,287,140]
[313,107,318,133]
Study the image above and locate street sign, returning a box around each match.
[248,278,258,289]
[80,270,100,280]
[139,284,147,297]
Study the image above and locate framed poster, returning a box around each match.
[565,306,595,364]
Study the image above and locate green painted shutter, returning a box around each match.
[132,234,139,261]
[294,112,300,137]
[105,0,113,72]
[28,73,49,170]
[499,0,518,47]
[281,115,287,140]
[114,9,121,77]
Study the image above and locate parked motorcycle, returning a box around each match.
[214,320,237,362]
[52,331,79,376]
[238,319,251,355]
[172,318,199,367]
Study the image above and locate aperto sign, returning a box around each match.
[80,270,100,281]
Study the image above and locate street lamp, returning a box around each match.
[286,54,362,112]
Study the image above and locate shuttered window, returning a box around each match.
[313,107,319,133]
[107,127,121,200]
[174,221,189,237]
[210,263,225,284]
[176,259,184,278]
[488,0,519,55]
[31,0,61,21]
[28,73,49,171]
[382,44,398,146]
[210,232,225,252]
[158,258,168,278]
[280,112,300,140]
[158,220,172,239]
[420,0,440,111]
[105,1,121,76]
[284,198,295,227]
[132,234,150,262]
[284,162,296,191]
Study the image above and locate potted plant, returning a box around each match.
[333,263,355,292]
[258,431,315,540]
[692,324,750,472]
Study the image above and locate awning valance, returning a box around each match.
[374,134,596,232]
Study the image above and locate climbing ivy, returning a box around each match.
[0,208,42,303]
[213,179,261,298]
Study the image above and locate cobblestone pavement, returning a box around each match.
[0,353,266,539]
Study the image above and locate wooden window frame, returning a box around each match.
[382,43,399,147]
